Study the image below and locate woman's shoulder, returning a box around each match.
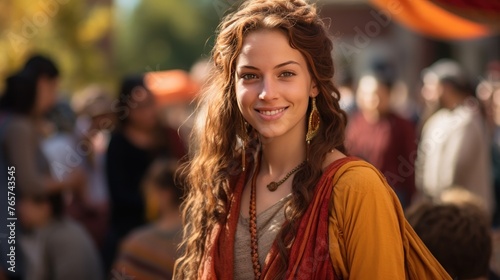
[321,149,347,170]
[326,157,391,196]
[327,159,402,223]
[3,115,35,139]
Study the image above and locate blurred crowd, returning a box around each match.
[0,53,499,280]
[0,55,200,280]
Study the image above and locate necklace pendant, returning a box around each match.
[267,181,279,192]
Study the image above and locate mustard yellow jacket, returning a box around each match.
[328,161,451,279]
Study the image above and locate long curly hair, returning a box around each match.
[174,0,347,278]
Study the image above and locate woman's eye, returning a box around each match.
[279,71,295,78]
[241,73,258,80]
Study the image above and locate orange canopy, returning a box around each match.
[370,0,491,40]
[430,0,500,31]
[144,70,199,105]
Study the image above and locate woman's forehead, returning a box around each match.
[236,29,306,69]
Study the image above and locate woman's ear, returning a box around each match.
[310,84,319,98]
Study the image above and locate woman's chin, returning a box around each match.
[255,130,284,142]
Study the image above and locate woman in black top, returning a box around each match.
[103,75,185,273]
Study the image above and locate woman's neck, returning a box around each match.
[259,127,306,177]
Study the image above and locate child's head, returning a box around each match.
[143,159,183,221]
[407,201,491,279]
[19,192,64,230]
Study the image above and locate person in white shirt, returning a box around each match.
[416,59,494,215]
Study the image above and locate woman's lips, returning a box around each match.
[255,107,288,120]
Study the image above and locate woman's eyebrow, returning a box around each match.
[237,60,300,70]
[274,60,299,69]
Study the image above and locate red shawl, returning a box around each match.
[199,157,354,279]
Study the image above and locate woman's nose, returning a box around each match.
[258,76,278,100]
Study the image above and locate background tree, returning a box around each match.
[0,0,222,95]
[0,0,114,93]
[114,0,220,75]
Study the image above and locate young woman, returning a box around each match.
[103,76,185,272]
[174,0,451,279]
[0,55,85,280]
[0,55,84,196]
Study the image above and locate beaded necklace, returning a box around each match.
[248,156,305,279]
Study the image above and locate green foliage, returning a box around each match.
[0,0,114,94]
[0,0,221,95]
[114,0,220,75]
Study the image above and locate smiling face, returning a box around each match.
[235,29,317,140]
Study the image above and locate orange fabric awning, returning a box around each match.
[370,0,491,40]
[429,0,500,31]
[144,70,199,105]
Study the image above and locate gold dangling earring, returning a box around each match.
[241,119,248,171]
[305,97,320,161]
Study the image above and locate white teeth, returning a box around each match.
[260,108,285,116]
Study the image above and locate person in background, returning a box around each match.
[476,61,500,226]
[346,61,416,208]
[407,198,492,280]
[18,192,103,280]
[415,59,494,215]
[417,59,443,136]
[0,55,84,280]
[113,159,183,280]
[475,62,500,279]
[41,99,87,198]
[103,76,183,273]
[69,85,116,249]
[337,69,357,116]
[0,55,84,195]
